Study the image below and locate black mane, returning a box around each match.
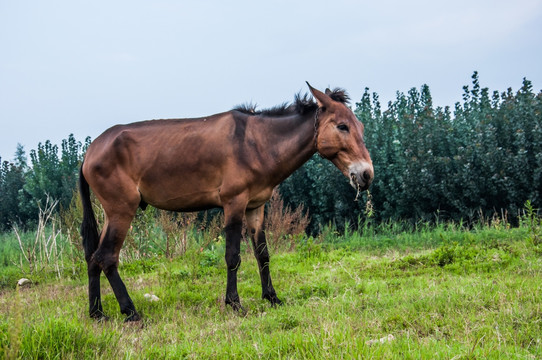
[326,88,350,104]
[234,88,349,116]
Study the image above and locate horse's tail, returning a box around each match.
[79,162,100,262]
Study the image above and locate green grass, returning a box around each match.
[0,223,541,359]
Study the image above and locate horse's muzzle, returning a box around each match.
[349,162,374,192]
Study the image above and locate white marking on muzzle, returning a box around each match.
[348,161,374,191]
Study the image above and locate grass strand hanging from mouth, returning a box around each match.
[351,174,362,202]
[364,190,374,218]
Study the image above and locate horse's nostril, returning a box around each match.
[363,170,371,181]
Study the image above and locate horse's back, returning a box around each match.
[83,112,241,211]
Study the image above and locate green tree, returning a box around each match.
[0,155,28,230]
[23,134,85,214]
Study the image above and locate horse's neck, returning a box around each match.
[263,112,317,183]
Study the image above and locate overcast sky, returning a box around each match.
[1,0,541,161]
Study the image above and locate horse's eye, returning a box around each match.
[337,124,349,132]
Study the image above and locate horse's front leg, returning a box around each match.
[223,199,247,312]
[246,205,282,306]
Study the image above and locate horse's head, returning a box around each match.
[308,83,374,192]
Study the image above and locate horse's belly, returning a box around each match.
[139,183,222,212]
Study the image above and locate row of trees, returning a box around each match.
[1,73,541,232]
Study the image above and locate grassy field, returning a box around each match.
[0,220,541,359]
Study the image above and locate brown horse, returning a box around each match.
[79,83,373,321]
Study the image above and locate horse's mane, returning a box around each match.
[234,88,349,116]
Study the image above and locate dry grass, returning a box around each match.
[264,189,310,251]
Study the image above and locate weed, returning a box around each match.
[198,210,224,249]
[157,210,197,258]
[522,200,542,247]
[12,196,70,278]
[297,236,323,260]
[200,247,221,268]
[265,189,310,251]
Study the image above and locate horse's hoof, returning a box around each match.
[124,312,141,322]
[226,299,247,315]
[234,304,248,316]
[90,311,109,322]
[264,293,283,307]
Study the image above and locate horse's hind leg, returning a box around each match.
[246,206,282,306]
[92,202,140,321]
[87,261,105,319]
[82,225,106,319]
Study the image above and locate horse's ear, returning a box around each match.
[306,82,333,109]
